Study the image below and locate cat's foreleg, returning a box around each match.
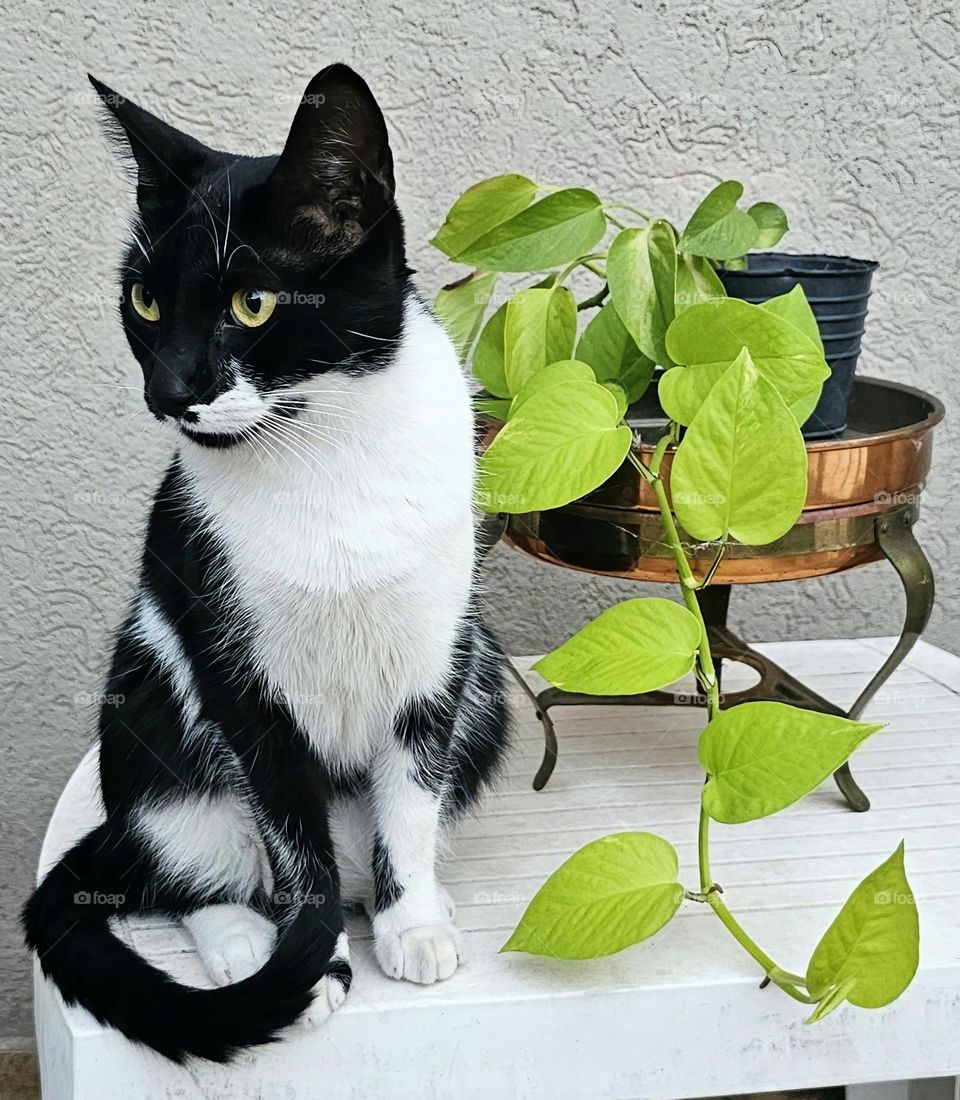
[370,720,462,984]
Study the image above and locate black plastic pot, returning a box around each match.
[718,253,878,439]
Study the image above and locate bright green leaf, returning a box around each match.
[607,221,678,365]
[534,597,701,695]
[501,832,684,959]
[748,202,789,249]
[671,350,809,544]
[472,301,510,396]
[503,286,577,393]
[665,296,830,424]
[679,181,760,261]
[434,270,497,364]
[806,843,919,1012]
[474,397,512,422]
[675,253,727,313]
[430,174,537,259]
[456,189,607,272]
[511,359,595,415]
[761,284,824,354]
[698,701,884,823]
[657,362,728,426]
[603,382,628,418]
[576,302,655,402]
[477,379,631,513]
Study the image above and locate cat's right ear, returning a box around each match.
[87,75,212,212]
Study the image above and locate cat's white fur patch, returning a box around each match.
[130,589,202,731]
[178,298,476,773]
[135,792,267,899]
[185,373,271,435]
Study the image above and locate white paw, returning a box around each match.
[184,905,277,987]
[294,932,351,1030]
[374,921,463,984]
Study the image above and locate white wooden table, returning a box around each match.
[35,638,960,1100]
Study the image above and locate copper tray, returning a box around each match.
[495,377,942,585]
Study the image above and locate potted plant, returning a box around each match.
[718,252,879,437]
[429,176,919,1022]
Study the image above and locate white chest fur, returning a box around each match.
[179,301,477,770]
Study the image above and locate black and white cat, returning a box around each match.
[23,65,508,1064]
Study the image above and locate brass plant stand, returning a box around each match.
[486,377,943,811]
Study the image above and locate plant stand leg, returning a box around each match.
[696,585,732,693]
[833,510,935,810]
[505,660,560,791]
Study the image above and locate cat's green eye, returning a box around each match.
[231,289,277,328]
[130,283,160,322]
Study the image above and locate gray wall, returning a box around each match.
[2,0,957,1045]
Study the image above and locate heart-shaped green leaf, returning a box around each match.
[576,302,655,402]
[502,832,684,959]
[607,222,678,365]
[679,181,760,260]
[434,270,497,364]
[511,359,596,415]
[699,701,884,823]
[504,286,577,393]
[477,379,631,514]
[760,284,824,354]
[675,253,727,313]
[806,843,919,1014]
[472,300,510,397]
[431,174,537,259]
[747,202,789,249]
[670,349,808,544]
[657,362,728,426]
[603,381,628,418]
[455,189,607,272]
[665,297,830,425]
[534,597,701,695]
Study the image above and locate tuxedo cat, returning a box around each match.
[23,65,508,1064]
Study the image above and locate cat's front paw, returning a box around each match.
[373,921,463,984]
[295,933,351,1029]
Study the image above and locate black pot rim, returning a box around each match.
[722,251,879,277]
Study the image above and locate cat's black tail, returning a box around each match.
[22,821,340,1064]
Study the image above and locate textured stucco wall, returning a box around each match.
[2,0,958,1044]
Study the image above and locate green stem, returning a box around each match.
[605,211,627,230]
[577,284,609,312]
[604,201,653,222]
[633,420,813,1006]
[557,253,607,286]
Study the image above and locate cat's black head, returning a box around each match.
[90,65,409,447]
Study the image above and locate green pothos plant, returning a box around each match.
[430,176,920,1020]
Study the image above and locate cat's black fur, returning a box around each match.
[22,66,508,1064]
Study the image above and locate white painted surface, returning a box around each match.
[35,639,960,1099]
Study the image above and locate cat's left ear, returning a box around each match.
[267,65,395,237]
